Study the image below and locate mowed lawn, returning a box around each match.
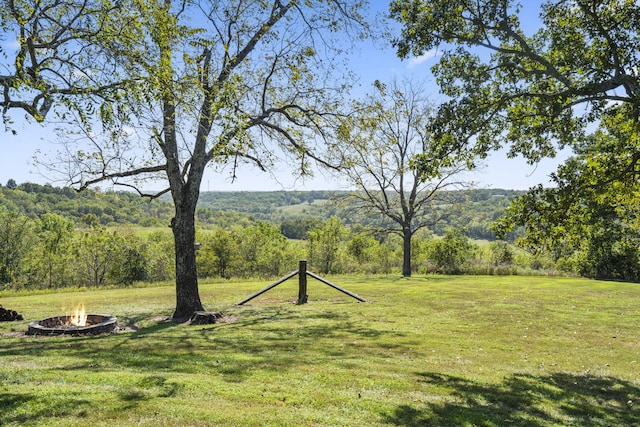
[1,275,639,426]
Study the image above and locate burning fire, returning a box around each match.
[67,303,88,327]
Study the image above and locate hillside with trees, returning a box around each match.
[1,181,555,291]
[1,181,523,236]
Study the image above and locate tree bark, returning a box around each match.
[402,226,412,277]
[171,194,204,321]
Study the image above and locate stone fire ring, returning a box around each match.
[27,314,118,336]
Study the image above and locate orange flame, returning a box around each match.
[68,303,88,327]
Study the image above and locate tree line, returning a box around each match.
[1,204,558,291]
[0,181,522,238]
[7,182,538,288]
[5,180,637,283]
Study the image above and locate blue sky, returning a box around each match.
[0,1,566,192]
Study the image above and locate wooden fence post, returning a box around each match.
[297,260,308,304]
[236,260,365,305]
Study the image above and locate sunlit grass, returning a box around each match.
[1,275,639,426]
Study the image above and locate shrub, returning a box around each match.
[426,229,477,274]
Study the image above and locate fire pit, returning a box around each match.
[27,314,117,336]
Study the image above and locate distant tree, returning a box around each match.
[81,213,101,228]
[488,241,514,267]
[336,79,471,276]
[426,229,476,275]
[36,213,74,288]
[72,228,125,287]
[108,232,148,285]
[308,217,346,274]
[197,227,239,279]
[280,218,322,240]
[145,231,175,282]
[347,232,377,265]
[6,179,17,190]
[236,222,288,278]
[0,208,33,284]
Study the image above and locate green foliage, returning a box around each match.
[197,227,239,279]
[494,118,640,281]
[391,0,640,281]
[0,183,260,228]
[426,229,477,274]
[0,0,138,124]
[488,240,515,267]
[0,181,566,288]
[0,183,524,242]
[0,183,174,226]
[32,213,75,288]
[0,185,564,290]
[235,222,288,278]
[0,208,33,284]
[72,228,130,287]
[107,231,149,285]
[346,232,377,264]
[280,217,322,239]
[308,216,346,274]
[144,230,175,283]
[391,0,640,163]
[196,191,330,219]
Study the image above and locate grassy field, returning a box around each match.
[1,275,639,426]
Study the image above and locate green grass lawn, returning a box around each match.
[1,275,639,426]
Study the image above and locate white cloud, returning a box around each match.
[407,49,440,68]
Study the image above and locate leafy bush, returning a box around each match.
[425,229,477,274]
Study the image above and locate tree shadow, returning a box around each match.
[0,392,92,426]
[190,307,408,382]
[117,374,184,405]
[3,307,406,383]
[382,372,639,426]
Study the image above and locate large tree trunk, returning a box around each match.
[171,195,204,321]
[402,226,412,277]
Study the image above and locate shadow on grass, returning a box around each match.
[0,392,92,426]
[3,306,404,380]
[382,372,639,426]
[0,375,181,424]
[117,374,184,407]
[189,306,407,382]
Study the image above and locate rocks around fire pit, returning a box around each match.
[0,305,23,321]
[189,311,223,325]
[26,314,117,336]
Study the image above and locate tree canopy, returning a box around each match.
[390,0,640,162]
[2,0,371,318]
[390,0,640,280]
[0,0,134,126]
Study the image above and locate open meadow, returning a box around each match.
[1,275,639,426]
